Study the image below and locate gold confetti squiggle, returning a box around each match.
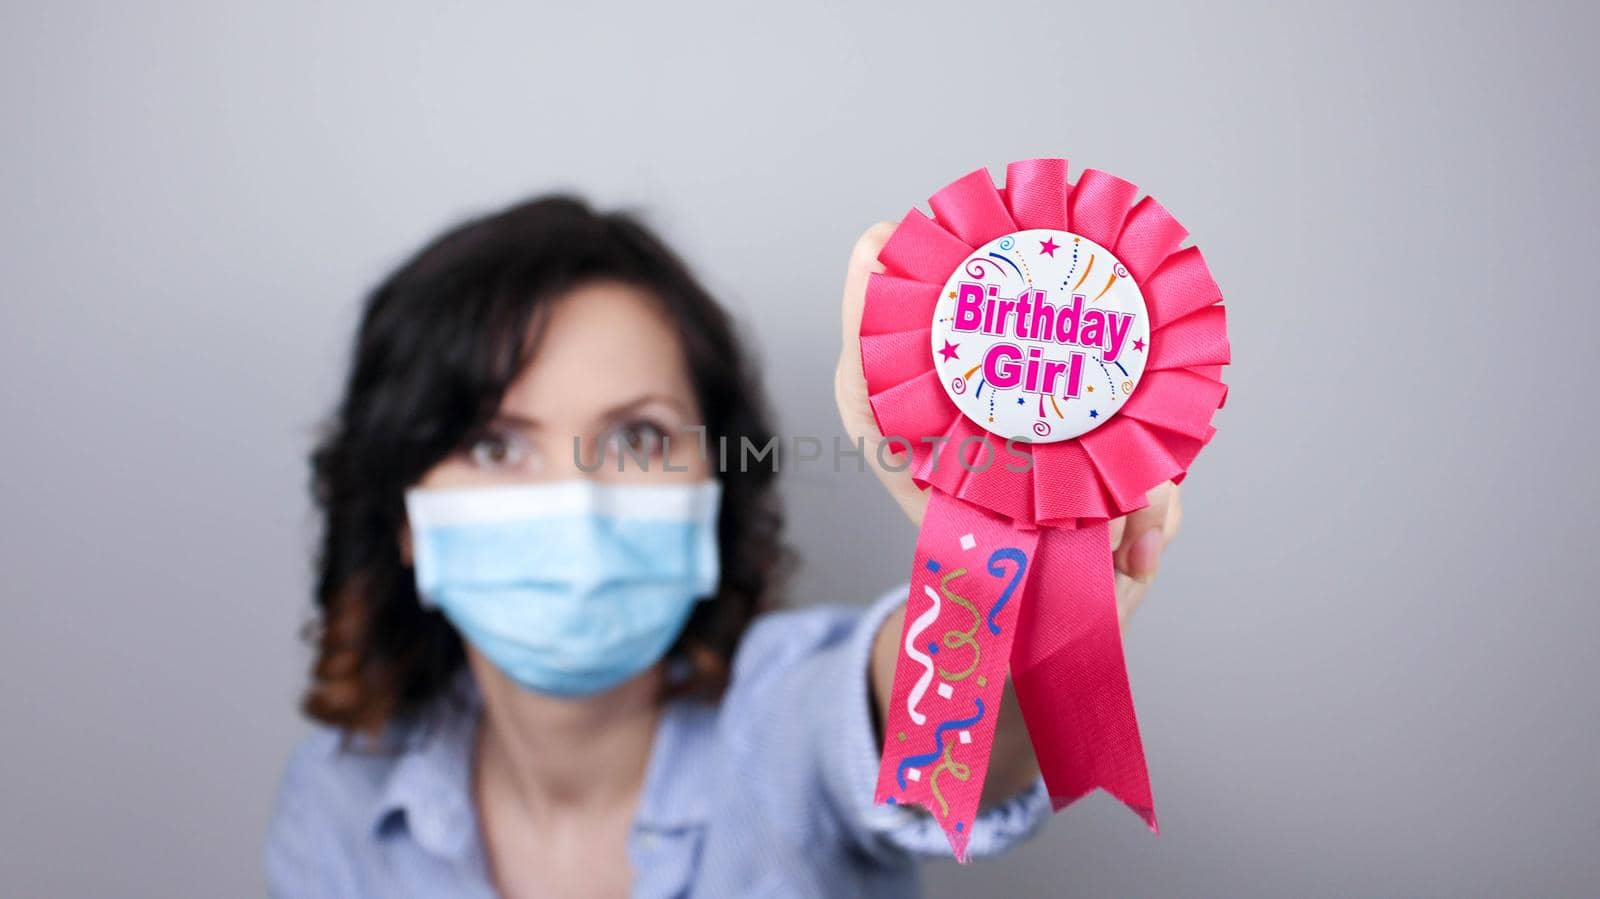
[1092,271,1118,302]
[929,737,973,818]
[935,569,982,682]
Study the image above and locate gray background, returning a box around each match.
[2,1,1596,896]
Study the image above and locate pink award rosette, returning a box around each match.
[863,158,1230,860]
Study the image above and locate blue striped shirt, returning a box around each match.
[265,584,1051,897]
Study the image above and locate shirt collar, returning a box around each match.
[369,671,482,861]
[368,672,715,856]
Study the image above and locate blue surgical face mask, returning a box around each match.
[404,479,721,698]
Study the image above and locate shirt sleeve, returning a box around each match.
[725,585,1051,866]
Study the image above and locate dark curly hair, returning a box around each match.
[301,195,789,735]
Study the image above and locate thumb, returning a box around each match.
[835,221,931,527]
[836,221,897,436]
[839,222,897,364]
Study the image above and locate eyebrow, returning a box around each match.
[595,393,691,424]
[489,394,691,431]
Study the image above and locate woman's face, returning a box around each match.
[418,280,711,489]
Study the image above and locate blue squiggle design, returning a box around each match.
[896,698,987,790]
[985,547,1028,635]
[988,252,1024,281]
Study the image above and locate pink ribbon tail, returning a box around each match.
[874,490,1041,861]
[1011,522,1158,831]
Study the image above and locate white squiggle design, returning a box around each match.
[904,583,942,725]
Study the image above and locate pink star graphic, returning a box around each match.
[938,340,960,362]
[1039,237,1060,257]
[1132,337,1146,352]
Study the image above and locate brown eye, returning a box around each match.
[605,419,668,458]
[467,429,533,470]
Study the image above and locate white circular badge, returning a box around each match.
[930,229,1151,443]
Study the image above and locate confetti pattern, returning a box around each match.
[875,495,1038,862]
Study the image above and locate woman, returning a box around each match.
[265,196,1181,897]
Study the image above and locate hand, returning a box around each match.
[835,223,1182,629]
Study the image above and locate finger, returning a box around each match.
[1112,488,1169,575]
[1114,480,1183,576]
[1115,571,1149,629]
[1107,515,1125,552]
[1163,482,1184,542]
[1124,525,1164,583]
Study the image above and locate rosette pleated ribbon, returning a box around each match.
[863,158,1230,860]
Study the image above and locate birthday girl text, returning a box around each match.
[952,282,1137,397]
